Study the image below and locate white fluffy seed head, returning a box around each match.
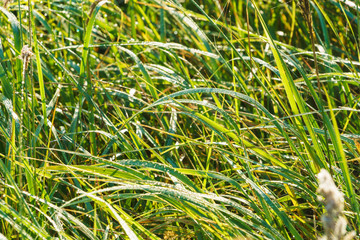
[317,169,344,215]
[317,169,356,240]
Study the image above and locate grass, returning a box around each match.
[0,0,359,239]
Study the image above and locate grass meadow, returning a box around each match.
[0,0,359,239]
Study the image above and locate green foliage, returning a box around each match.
[0,0,359,239]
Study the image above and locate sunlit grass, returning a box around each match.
[0,0,359,239]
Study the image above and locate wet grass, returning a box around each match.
[0,0,359,239]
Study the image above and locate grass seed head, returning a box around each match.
[317,169,355,240]
[20,45,33,71]
[317,169,344,215]
[297,0,312,25]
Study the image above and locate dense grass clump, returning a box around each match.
[0,0,359,239]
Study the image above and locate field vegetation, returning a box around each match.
[0,0,359,239]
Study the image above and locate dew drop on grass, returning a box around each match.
[276,31,285,36]
[129,88,136,96]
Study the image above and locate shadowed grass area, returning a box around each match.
[0,0,359,239]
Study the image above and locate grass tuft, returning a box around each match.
[0,0,359,239]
